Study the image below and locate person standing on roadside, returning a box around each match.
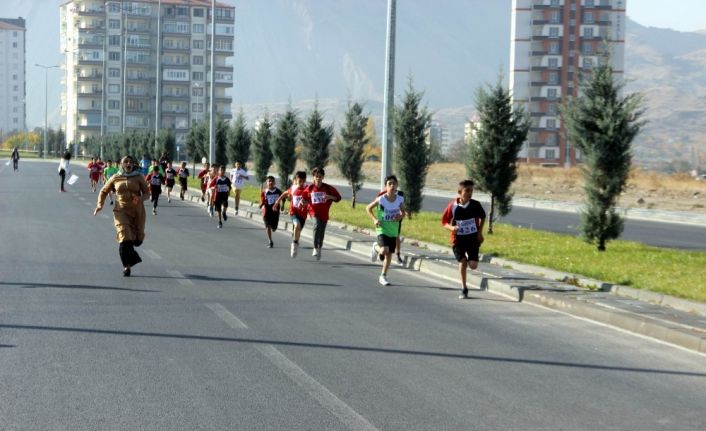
[93,155,149,277]
[441,179,486,299]
[58,151,72,192]
[366,175,407,286]
[306,167,341,260]
[10,147,19,171]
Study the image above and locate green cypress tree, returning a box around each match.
[273,105,300,188]
[334,102,368,208]
[393,80,432,218]
[466,78,530,234]
[301,103,334,172]
[562,61,645,251]
[215,116,228,166]
[252,114,274,185]
[227,110,252,165]
[156,128,176,161]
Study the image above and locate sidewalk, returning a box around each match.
[184,189,706,355]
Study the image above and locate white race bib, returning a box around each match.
[383,207,401,221]
[292,195,303,208]
[217,184,230,193]
[311,191,326,204]
[150,177,162,186]
[266,194,278,205]
[456,218,478,235]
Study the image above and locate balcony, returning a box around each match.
[77,8,105,16]
[78,73,103,81]
[78,89,103,95]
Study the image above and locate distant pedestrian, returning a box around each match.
[10,147,19,171]
[94,155,149,277]
[306,167,341,260]
[259,175,282,248]
[229,161,249,214]
[58,151,72,192]
[366,175,407,286]
[441,179,486,299]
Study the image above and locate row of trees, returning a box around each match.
[1,128,65,158]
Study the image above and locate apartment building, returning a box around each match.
[60,0,234,148]
[0,17,26,139]
[510,0,625,165]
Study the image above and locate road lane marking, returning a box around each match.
[206,303,249,329]
[255,344,380,431]
[166,269,193,286]
[144,249,162,260]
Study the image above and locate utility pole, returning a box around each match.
[380,0,396,190]
[154,0,162,153]
[209,0,216,164]
[35,64,59,158]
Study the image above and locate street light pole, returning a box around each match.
[35,64,59,158]
[208,0,216,164]
[380,0,397,189]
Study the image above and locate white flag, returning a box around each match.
[67,174,79,185]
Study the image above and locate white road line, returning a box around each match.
[205,303,249,329]
[78,197,86,201]
[144,249,162,260]
[166,269,193,286]
[255,344,380,431]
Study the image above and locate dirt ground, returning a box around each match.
[322,162,706,214]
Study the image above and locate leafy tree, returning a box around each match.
[393,80,432,218]
[466,78,530,234]
[334,102,368,207]
[55,128,66,157]
[215,116,228,166]
[301,103,334,172]
[273,105,300,188]
[562,60,645,251]
[252,114,274,184]
[156,128,177,161]
[227,110,252,165]
[185,120,207,176]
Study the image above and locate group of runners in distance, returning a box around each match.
[79,150,487,297]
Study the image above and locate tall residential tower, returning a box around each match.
[0,17,26,139]
[510,0,625,165]
[60,0,234,150]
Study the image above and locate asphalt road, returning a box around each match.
[1,161,705,430]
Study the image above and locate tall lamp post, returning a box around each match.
[35,64,60,158]
[380,0,397,189]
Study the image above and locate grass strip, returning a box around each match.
[185,180,705,303]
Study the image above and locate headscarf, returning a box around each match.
[119,156,142,177]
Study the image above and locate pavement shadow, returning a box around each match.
[2,323,705,378]
[0,281,159,293]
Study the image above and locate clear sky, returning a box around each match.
[627,0,706,32]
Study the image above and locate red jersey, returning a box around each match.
[198,168,210,191]
[287,184,310,219]
[306,182,341,222]
[441,198,486,245]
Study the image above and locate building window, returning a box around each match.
[582,57,594,68]
[546,119,557,130]
[109,19,120,29]
[109,68,120,78]
[109,35,120,46]
[583,11,594,24]
[193,24,204,33]
[550,11,560,23]
[583,27,594,38]
[193,8,205,17]
[549,42,560,54]
[582,41,593,54]
[192,71,204,80]
[548,72,559,85]
[108,116,120,126]
[545,149,557,159]
[546,134,558,146]
[548,103,558,115]
[550,0,560,5]
[108,84,120,94]
[192,87,204,97]
[108,51,120,61]
[215,38,233,51]
[192,103,204,113]
[585,0,595,6]
[193,40,204,49]
[109,3,121,12]
[192,55,204,65]
[547,88,558,99]
[548,58,559,68]
[108,100,120,109]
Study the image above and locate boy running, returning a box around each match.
[229,161,249,215]
[87,157,101,192]
[366,175,407,286]
[306,167,341,260]
[164,161,177,202]
[259,176,282,248]
[209,165,232,228]
[145,165,165,215]
[197,162,211,202]
[103,160,120,205]
[177,161,190,200]
[442,180,486,299]
[273,171,310,258]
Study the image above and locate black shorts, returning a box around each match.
[377,234,397,254]
[214,194,229,211]
[179,178,188,189]
[291,214,306,228]
[150,185,161,196]
[453,238,480,263]
[263,210,280,230]
[166,179,175,188]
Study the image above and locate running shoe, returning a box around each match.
[458,289,469,300]
[378,275,390,286]
[396,254,404,265]
[268,241,274,248]
[290,242,298,258]
[168,197,171,203]
[315,248,322,261]
[370,243,378,262]
[218,221,223,228]
[152,209,157,215]
[209,207,214,218]
[312,248,318,257]
[223,212,228,221]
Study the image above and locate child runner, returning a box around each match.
[259,176,282,248]
[198,162,211,202]
[88,157,101,192]
[441,179,486,299]
[205,164,218,217]
[306,167,341,260]
[103,160,120,205]
[209,165,232,228]
[273,171,310,258]
[376,188,406,264]
[96,157,105,185]
[366,175,407,286]
[145,165,165,215]
[177,161,190,200]
[164,161,177,202]
[229,161,249,215]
